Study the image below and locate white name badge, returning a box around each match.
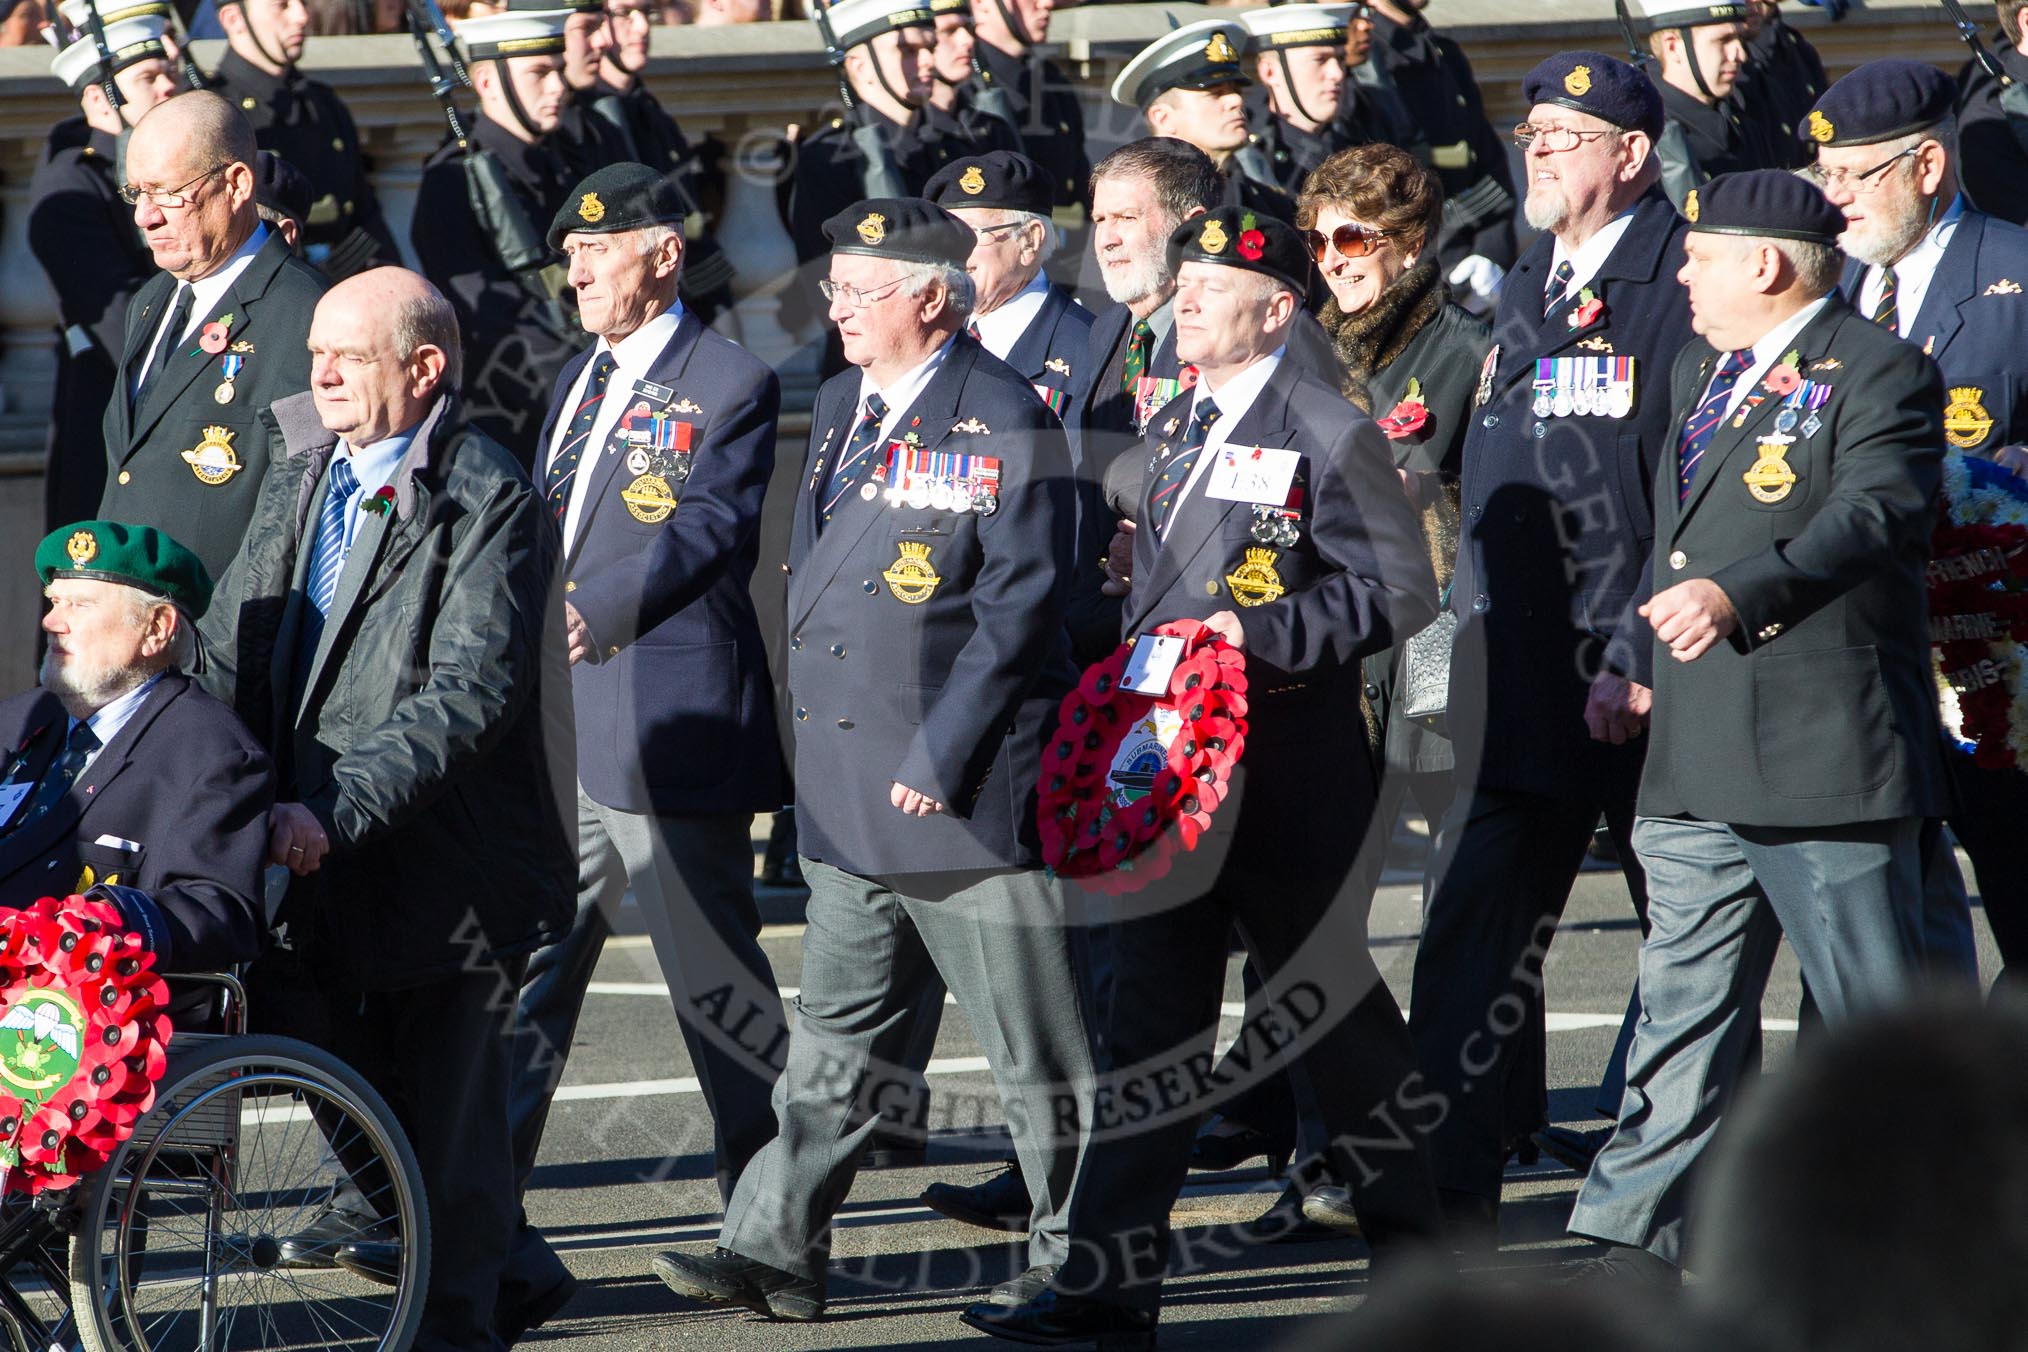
[1204,446,1299,505]
[1121,633,1186,695]
[0,782,31,830]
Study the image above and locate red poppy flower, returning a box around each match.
[1765,364,1802,396]
[1376,399,1430,441]
[361,485,398,517]
[198,321,231,355]
[1572,297,1605,327]
[1237,229,1267,261]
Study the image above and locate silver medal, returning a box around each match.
[1552,388,1574,419]
[626,448,651,476]
[929,481,953,511]
[1533,391,1554,418]
[859,482,879,501]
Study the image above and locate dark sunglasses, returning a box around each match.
[1301,223,1395,262]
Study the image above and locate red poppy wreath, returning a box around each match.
[1036,621,1249,893]
[0,895,173,1194]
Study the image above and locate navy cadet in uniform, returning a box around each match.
[31,1,180,533]
[965,207,1442,1350]
[1636,0,1775,212]
[1408,52,1696,1229]
[927,149,1091,418]
[1565,169,1948,1286]
[204,0,399,277]
[1736,0,1828,169]
[497,164,787,1344]
[920,0,1021,173]
[1810,59,2028,983]
[1,521,269,974]
[649,198,1097,1324]
[967,0,1086,216]
[1240,4,1360,199]
[412,7,582,465]
[100,90,326,585]
[1110,19,1297,225]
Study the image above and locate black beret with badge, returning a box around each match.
[1166,205,1312,295]
[1109,18,1252,109]
[924,150,1053,216]
[1521,50,1665,139]
[547,161,688,250]
[822,197,975,267]
[1682,169,1846,246]
[35,521,214,619]
[1801,58,1958,149]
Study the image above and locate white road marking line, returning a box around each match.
[555,1057,993,1103]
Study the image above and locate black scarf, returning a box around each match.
[1317,260,1446,414]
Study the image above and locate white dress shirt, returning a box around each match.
[330,430,416,554]
[131,223,270,394]
[856,336,954,446]
[1718,295,1833,423]
[1170,350,1286,525]
[970,276,1053,362]
[1859,194,1965,340]
[545,305,685,552]
[1548,208,1637,303]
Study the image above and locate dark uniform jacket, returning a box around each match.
[1368,8,1516,269]
[1123,358,1437,871]
[536,310,785,817]
[0,673,270,973]
[198,390,576,991]
[1656,81,1773,214]
[1956,40,2028,227]
[1450,189,1696,798]
[1641,299,1949,828]
[784,333,1077,876]
[997,282,1093,414]
[99,227,327,584]
[206,48,399,272]
[787,110,936,265]
[972,39,1089,210]
[1737,13,1828,170]
[28,121,154,531]
[412,117,584,464]
[919,95,1023,175]
[1839,206,2028,460]
[1249,113,1350,199]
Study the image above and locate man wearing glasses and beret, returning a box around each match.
[99,89,326,586]
[1407,51,1699,1239]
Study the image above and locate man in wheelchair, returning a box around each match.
[0,521,271,975]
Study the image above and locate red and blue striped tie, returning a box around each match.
[1677,349,1752,503]
[544,351,618,523]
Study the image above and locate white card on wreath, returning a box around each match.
[1121,634,1186,695]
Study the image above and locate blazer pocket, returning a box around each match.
[898,682,941,727]
[1753,645,1894,799]
[78,839,146,888]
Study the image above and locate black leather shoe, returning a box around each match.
[331,1218,405,1286]
[1557,1243,1681,1290]
[1297,1185,1362,1235]
[921,1164,1032,1233]
[1186,1115,1290,1175]
[652,1247,825,1320]
[960,1290,1156,1349]
[1243,1186,1349,1245]
[1531,1123,1613,1175]
[988,1264,1057,1307]
[279,1204,385,1271]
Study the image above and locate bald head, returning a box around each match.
[126,92,260,281]
[309,268,461,446]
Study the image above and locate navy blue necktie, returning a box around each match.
[1677,349,1752,502]
[297,455,360,671]
[820,393,888,530]
[5,722,97,837]
[1147,398,1220,538]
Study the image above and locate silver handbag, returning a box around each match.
[1399,594,1456,725]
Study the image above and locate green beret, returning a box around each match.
[35,521,214,619]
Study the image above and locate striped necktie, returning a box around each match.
[1871,266,1899,332]
[1677,349,1752,503]
[4,722,97,837]
[296,454,361,673]
[820,393,888,530]
[1119,319,1154,396]
[1148,397,1220,538]
[545,351,619,523]
[1543,260,1576,318]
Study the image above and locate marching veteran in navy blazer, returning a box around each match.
[651,198,1097,1324]
[968,207,1442,1350]
[1566,171,1948,1285]
[0,521,269,973]
[927,150,1093,419]
[1810,58,2028,985]
[495,163,788,1343]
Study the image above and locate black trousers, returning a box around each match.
[322,961,525,1352]
[1408,774,1648,1203]
[1944,750,2028,980]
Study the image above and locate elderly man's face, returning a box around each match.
[565,227,682,341]
[41,579,170,716]
[951,207,1041,314]
[1521,104,1626,234]
[308,287,435,446]
[1173,260,1282,373]
[1091,171,1177,307]
[126,127,254,282]
[1678,231,1760,350]
[828,252,927,371]
[1814,140,1933,268]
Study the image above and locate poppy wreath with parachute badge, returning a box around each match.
[1036,622,1248,894]
[0,895,173,1195]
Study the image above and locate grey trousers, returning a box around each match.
[720,859,1098,1285]
[1568,814,1925,1265]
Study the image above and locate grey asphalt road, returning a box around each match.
[514,818,2000,1350]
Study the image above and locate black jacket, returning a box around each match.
[1656,81,1774,214]
[1737,14,1828,170]
[972,40,1089,210]
[1641,299,1950,827]
[99,227,329,584]
[1958,40,2028,228]
[199,390,576,990]
[0,673,270,973]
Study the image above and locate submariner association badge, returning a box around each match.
[1224,547,1286,607]
[1564,65,1592,97]
[621,472,679,523]
[579,192,605,223]
[1944,386,1996,449]
[181,425,243,485]
[1742,433,1798,503]
[959,164,986,195]
[882,539,943,604]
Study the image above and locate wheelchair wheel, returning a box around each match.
[66,1033,429,1352]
